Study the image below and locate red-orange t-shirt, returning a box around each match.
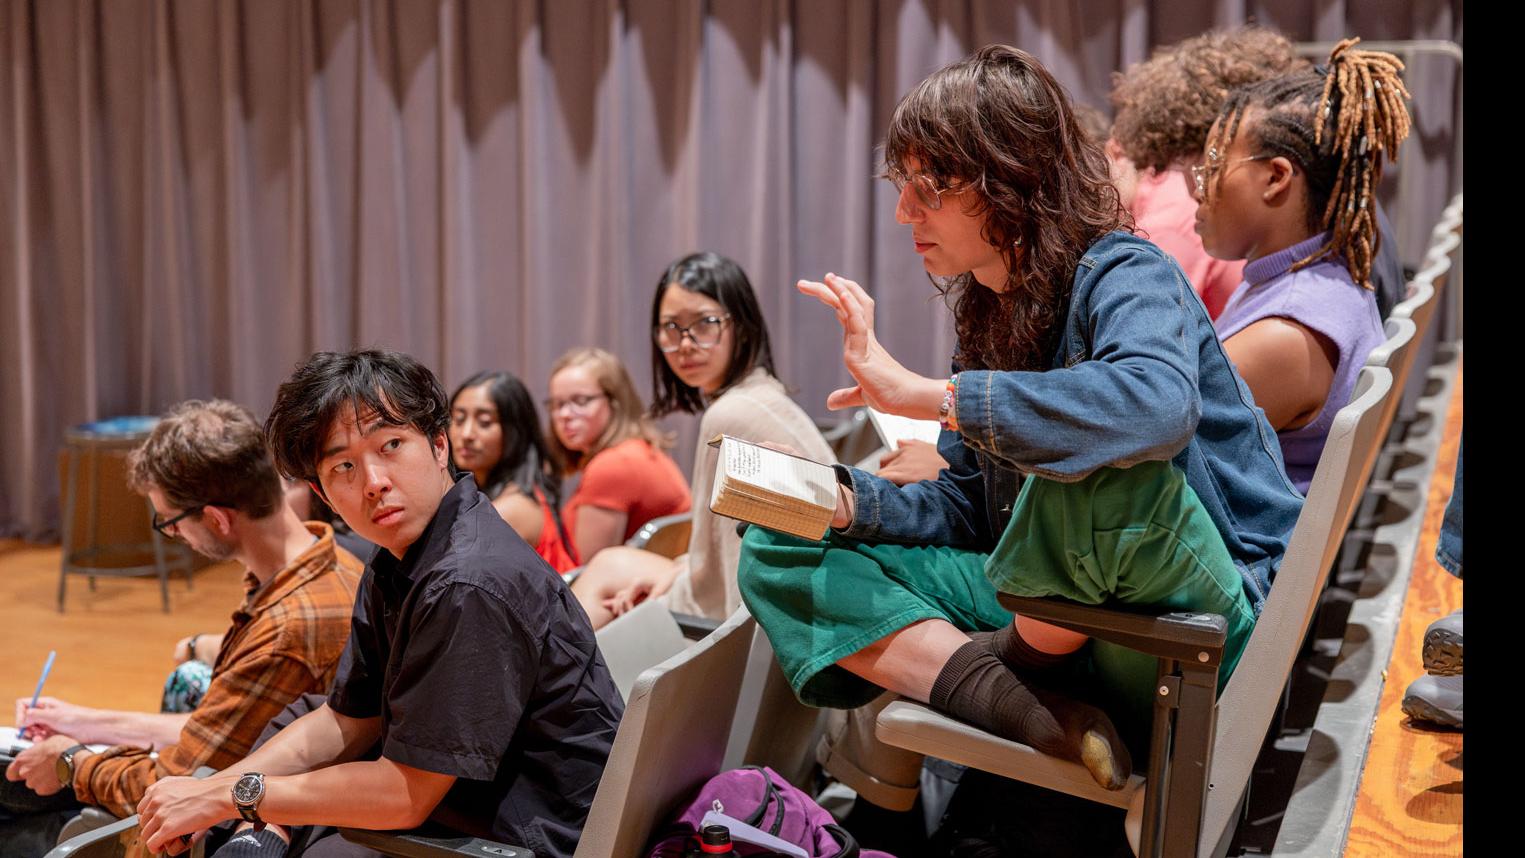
[563,437,692,542]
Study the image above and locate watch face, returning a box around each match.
[232,774,263,805]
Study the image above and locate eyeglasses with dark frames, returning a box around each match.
[653,314,731,353]
[151,505,205,538]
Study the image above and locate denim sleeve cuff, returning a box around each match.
[953,370,998,458]
[835,465,885,540]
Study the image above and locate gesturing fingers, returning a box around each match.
[796,280,845,315]
[825,273,875,329]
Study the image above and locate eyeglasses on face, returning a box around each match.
[543,393,608,416]
[151,504,205,538]
[885,168,969,211]
[653,314,731,353]
[1191,147,1277,197]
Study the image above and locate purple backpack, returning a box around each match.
[646,765,896,858]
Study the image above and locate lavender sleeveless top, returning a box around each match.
[1214,233,1384,494]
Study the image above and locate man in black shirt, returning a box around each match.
[137,349,623,858]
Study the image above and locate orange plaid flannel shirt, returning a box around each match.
[70,522,363,817]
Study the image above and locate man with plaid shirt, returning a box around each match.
[2,399,361,857]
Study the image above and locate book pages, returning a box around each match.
[866,408,942,448]
[708,435,836,541]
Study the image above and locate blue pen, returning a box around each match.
[18,650,56,741]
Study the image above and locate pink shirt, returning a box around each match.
[1130,169,1246,319]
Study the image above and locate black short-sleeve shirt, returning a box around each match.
[329,474,623,858]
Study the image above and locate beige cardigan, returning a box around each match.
[663,368,836,619]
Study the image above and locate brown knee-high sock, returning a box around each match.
[969,624,1074,675]
[929,642,1130,790]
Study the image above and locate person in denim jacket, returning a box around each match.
[737,45,1303,792]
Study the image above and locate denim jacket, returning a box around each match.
[839,231,1304,609]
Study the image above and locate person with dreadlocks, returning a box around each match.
[735,45,1303,797]
[1195,38,1410,494]
[1109,26,1408,321]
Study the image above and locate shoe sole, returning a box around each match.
[1422,628,1463,676]
[1401,693,1462,729]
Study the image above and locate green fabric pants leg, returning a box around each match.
[737,531,1013,710]
[986,460,1257,728]
[737,460,1257,727]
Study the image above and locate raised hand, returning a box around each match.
[796,273,944,419]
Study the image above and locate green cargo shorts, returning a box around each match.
[736,460,1258,727]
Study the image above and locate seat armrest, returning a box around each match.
[672,611,721,640]
[339,828,534,858]
[996,594,1227,666]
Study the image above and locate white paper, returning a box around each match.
[866,408,942,448]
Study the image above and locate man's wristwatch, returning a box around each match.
[54,744,89,787]
[231,772,267,832]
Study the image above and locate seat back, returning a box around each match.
[625,512,693,559]
[1364,317,1419,442]
[1200,367,1395,853]
[576,607,757,858]
[723,622,827,788]
[594,598,693,702]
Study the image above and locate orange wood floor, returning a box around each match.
[1343,361,1463,857]
[0,544,246,714]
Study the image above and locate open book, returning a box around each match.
[866,408,942,449]
[707,434,837,541]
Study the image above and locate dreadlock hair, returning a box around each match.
[1206,38,1411,288]
[883,44,1130,372]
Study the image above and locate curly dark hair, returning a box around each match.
[1110,26,1308,172]
[883,44,1130,373]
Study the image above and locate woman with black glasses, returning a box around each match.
[570,251,834,630]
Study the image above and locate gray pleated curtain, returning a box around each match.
[0,0,1462,538]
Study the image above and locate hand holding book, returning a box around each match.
[709,437,854,538]
[795,273,946,419]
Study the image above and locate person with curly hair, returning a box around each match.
[736,45,1302,794]
[1109,26,1406,319]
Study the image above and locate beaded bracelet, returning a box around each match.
[938,374,960,432]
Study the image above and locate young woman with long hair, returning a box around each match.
[547,347,690,564]
[736,45,1304,793]
[570,252,834,629]
[449,371,577,573]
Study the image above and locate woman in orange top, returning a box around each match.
[547,347,691,564]
[449,370,578,574]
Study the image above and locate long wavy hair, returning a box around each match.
[883,44,1130,372]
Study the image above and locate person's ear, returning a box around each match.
[202,505,235,538]
[308,480,330,505]
[1264,156,1298,203]
[432,431,451,469]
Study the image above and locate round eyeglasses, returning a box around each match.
[653,314,730,353]
[1190,148,1277,198]
[885,169,969,211]
[543,393,608,416]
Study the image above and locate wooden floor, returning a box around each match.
[1343,362,1464,857]
[0,544,245,714]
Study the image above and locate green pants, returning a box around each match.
[736,460,1258,730]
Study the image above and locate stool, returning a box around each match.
[57,416,195,613]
